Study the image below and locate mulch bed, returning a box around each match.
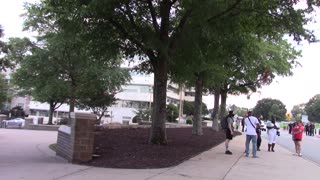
[80,127,241,169]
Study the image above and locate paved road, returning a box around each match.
[261,130,320,165]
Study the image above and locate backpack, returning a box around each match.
[221,116,229,129]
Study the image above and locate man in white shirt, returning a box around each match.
[244,111,260,158]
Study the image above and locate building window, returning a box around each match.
[30,109,37,116]
[39,110,49,117]
[185,92,195,97]
[121,100,148,109]
[167,85,179,94]
[167,97,179,105]
[122,85,150,93]
[122,116,131,120]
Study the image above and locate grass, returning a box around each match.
[49,143,57,152]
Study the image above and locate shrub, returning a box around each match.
[186,119,192,125]
[132,116,142,123]
[58,118,69,125]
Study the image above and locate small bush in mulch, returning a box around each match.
[80,127,241,169]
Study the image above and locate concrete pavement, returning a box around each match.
[0,128,319,180]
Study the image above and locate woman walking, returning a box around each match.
[292,119,304,156]
[266,118,279,152]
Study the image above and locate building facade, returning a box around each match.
[7,71,195,124]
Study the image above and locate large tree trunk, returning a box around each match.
[220,83,228,119]
[149,58,168,145]
[211,88,220,131]
[69,80,76,118]
[192,72,204,135]
[48,100,55,125]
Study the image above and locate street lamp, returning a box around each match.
[5,74,10,111]
[148,86,153,121]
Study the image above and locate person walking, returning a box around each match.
[292,119,304,156]
[244,111,260,158]
[224,111,234,155]
[266,117,279,152]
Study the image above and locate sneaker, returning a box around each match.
[252,156,259,158]
[225,150,232,155]
[245,154,249,157]
[257,148,261,151]
[298,153,302,157]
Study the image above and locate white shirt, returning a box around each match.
[244,116,259,135]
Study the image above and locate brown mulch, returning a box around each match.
[80,127,241,169]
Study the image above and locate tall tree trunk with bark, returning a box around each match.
[211,88,220,131]
[148,0,172,145]
[48,100,55,125]
[69,80,76,116]
[149,57,168,144]
[192,72,204,135]
[220,83,228,119]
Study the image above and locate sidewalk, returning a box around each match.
[0,129,319,180]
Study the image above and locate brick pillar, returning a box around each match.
[38,117,44,124]
[70,112,96,163]
[0,114,7,128]
[24,117,33,129]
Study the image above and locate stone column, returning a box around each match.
[24,117,33,129]
[38,117,44,124]
[70,112,96,163]
[0,114,8,128]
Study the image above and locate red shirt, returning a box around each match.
[293,124,304,140]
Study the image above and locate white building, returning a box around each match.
[6,70,196,124]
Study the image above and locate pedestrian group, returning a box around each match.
[223,111,306,158]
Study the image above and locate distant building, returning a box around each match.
[6,70,196,124]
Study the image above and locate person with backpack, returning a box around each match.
[244,111,260,158]
[222,111,235,155]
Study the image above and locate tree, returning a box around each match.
[14,2,130,125]
[0,25,11,70]
[0,74,9,109]
[134,109,151,122]
[305,95,320,123]
[28,0,319,144]
[183,101,208,116]
[253,98,287,121]
[166,104,178,123]
[10,106,25,119]
[231,105,248,118]
[291,104,306,120]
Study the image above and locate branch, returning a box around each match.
[108,18,156,60]
[147,0,160,32]
[169,9,192,55]
[124,3,139,31]
[171,0,178,5]
[207,0,243,23]
[53,102,64,111]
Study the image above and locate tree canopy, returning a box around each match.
[253,98,287,120]
[305,94,320,123]
[14,0,320,144]
[291,104,306,120]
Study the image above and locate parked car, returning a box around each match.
[2,118,25,128]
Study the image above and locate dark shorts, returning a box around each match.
[293,138,301,141]
[225,129,233,140]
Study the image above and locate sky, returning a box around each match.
[1,1,320,113]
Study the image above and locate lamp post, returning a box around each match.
[178,86,183,123]
[148,86,153,121]
[5,74,10,111]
